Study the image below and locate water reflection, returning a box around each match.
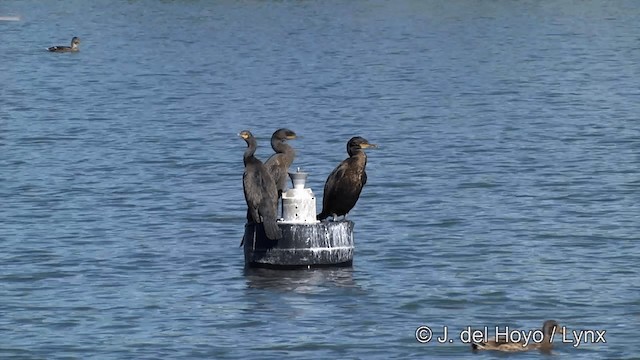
[244,267,357,294]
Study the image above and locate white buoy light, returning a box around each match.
[280,168,319,224]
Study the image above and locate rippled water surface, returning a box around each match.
[2,1,640,359]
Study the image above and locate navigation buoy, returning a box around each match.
[243,169,354,269]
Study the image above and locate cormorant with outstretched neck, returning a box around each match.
[317,136,377,221]
[264,128,297,198]
[239,130,282,241]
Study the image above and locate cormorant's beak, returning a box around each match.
[286,134,297,140]
[361,143,378,149]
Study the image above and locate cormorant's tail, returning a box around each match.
[263,219,282,240]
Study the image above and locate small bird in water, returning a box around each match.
[471,320,564,353]
[265,128,297,199]
[47,37,80,52]
[317,136,377,221]
[239,130,282,243]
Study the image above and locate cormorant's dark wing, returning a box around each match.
[256,167,278,216]
[265,154,287,193]
[256,166,282,239]
[243,165,263,222]
[323,162,348,202]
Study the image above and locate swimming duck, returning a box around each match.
[47,37,80,52]
[471,320,563,353]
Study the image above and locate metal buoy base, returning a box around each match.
[243,221,354,269]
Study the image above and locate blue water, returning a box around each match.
[2,1,639,358]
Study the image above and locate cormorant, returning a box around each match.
[317,136,377,221]
[239,130,282,241]
[264,128,297,198]
[48,37,80,52]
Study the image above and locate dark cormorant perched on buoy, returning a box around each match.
[47,37,80,52]
[317,136,377,221]
[264,128,297,198]
[239,130,282,240]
